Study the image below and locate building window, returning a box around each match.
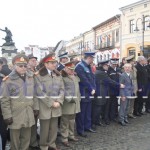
[97,55,99,63]
[144,4,147,8]
[130,8,133,12]
[128,49,135,56]
[107,54,110,60]
[144,16,150,31]
[8,53,11,57]
[100,55,102,60]
[129,20,135,33]
[115,29,119,42]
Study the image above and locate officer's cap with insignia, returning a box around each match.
[110,58,119,64]
[64,61,75,70]
[98,60,109,66]
[28,54,37,60]
[58,52,69,59]
[125,55,135,63]
[84,52,96,58]
[40,52,57,64]
[12,54,29,65]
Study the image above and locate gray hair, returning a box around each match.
[137,56,145,62]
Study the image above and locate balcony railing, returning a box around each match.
[95,41,115,50]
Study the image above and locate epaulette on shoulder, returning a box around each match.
[34,71,39,76]
[2,76,9,81]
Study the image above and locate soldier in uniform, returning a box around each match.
[107,58,122,124]
[34,53,64,150]
[57,52,69,72]
[75,52,96,138]
[0,54,39,150]
[27,54,40,149]
[28,54,38,73]
[60,61,80,147]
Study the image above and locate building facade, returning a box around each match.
[24,45,54,61]
[66,29,95,60]
[120,0,150,58]
[93,15,121,64]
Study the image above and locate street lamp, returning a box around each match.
[134,15,150,56]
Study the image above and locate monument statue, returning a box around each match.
[0,27,14,46]
[0,27,17,63]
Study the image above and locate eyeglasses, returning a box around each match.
[17,64,27,68]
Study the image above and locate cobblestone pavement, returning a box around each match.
[57,113,150,150]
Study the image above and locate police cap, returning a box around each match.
[110,58,119,64]
[125,55,135,62]
[84,52,96,57]
[58,52,69,59]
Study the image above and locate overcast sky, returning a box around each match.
[0,0,138,50]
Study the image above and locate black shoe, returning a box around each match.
[29,146,41,150]
[139,112,147,115]
[112,118,118,122]
[134,113,141,117]
[62,141,70,147]
[124,120,130,124]
[128,115,136,119]
[105,121,110,125]
[78,132,87,138]
[96,122,106,127]
[146,109,150,113]
[119,121,127,126]
[92,124,96,130]
[85,128,96,133]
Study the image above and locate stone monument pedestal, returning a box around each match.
[1,44,17,64]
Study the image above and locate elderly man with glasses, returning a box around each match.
[0,54,39,150]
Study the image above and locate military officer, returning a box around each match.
[27,54,40,149]
[34,53,64,150]
[57,52,69,72]
[0,54,39,150]
[107,58,122,124]
[75,52,96,138]
[60,61,80,147]
[28,54,38,73]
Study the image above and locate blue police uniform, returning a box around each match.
[57,52,68,72]
[75,52,96,135]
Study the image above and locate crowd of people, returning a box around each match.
[0,51,150,150]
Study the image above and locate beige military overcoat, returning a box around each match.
[0,70,38,129]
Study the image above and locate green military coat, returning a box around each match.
[0,70,38,129]
[34,68,64,119]
[62,74,81,115]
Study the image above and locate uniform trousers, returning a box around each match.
[119,98,130,122]
[30,118,38,147]
[76,101,91,134]
[92,104,103,125]
[109,96,118,120]
[60,114,75,142]
[10,127,31,150]
[0,115,7,150]
[0,135,2,150]
[40,117,58,150]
